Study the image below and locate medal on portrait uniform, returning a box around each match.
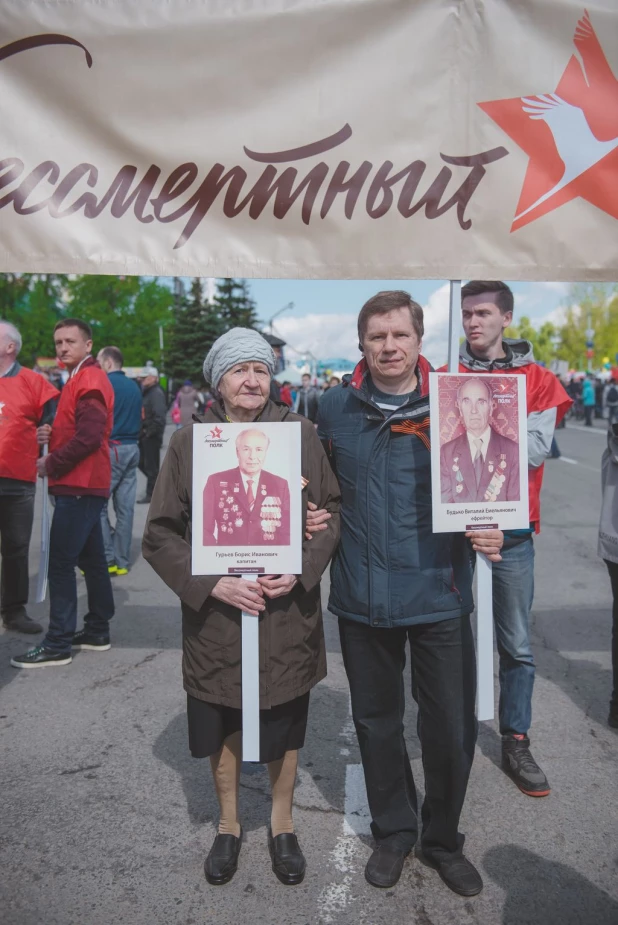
[484,465,506,501]
[260,495,282,541]
[499,454,507,469]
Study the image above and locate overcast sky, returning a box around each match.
[246,279,575,369]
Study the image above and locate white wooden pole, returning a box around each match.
[447,280,494,721]
[241,573,261,761]
[34,445,50,604]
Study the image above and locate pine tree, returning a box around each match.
[166,278,223,384]
[214,278,259,331]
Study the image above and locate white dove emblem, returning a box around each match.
[515,93,618,220]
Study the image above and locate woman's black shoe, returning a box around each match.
[268,829,306,885]
[204,830,242,885]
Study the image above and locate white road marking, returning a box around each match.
[343,764,372,836]
[318,696,371,924]
[565,424,607,435]
[557,456,601,473]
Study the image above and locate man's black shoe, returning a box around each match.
[501,734,551,796]
[204,830,242,885]
[72,629,111,651]
[11,645,72,668]
[137,495,151,504]
[609,703,618,729]
[268,829,306,885]
[423,853,483,897]
[365,844,409,888]
[2,611,43,634]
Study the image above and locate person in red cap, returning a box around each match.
[0,320,59,634]
[11,319,115,668]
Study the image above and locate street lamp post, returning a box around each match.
[267,301,294,332]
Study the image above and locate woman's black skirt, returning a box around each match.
[187,691,310,764]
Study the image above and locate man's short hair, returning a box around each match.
[456,377,494,405]
[54,318,93,340]
[358,290,424,343]
[99,346,123,368]
[0,320,22,356]
[236,428,270,449]
[461,280,514,316]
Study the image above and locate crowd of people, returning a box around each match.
[0,280,616,896]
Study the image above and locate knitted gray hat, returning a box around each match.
[203,328,275,388]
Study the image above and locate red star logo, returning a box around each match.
[479,10,618,232]
[210,426,222,439]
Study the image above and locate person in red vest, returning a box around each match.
[455,280,571,797]
[11,319,116,669]
[0,321,59,634]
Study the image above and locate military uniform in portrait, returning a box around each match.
[202,466,291,546]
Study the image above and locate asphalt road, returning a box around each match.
[1,421,617,925]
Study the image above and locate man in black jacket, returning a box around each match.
[316,291,503,898]
[138,367,166,504]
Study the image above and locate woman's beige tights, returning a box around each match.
[267,748,298,836]
[210,732,242,837]
[210,736,298,838]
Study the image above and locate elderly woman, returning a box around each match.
[142,328,340,887]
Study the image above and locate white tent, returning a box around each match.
[274,366,307,385]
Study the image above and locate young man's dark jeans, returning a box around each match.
[139,436,162,497]
[604,560,618,711]
[339,614,477,864]
[0,487,35,619]
[43,495,115,654]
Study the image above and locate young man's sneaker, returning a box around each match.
[502,734,551,796]
[11,645,72,668]
[72,629,111,651]
[108,563,118,575]
[114,567,129,576]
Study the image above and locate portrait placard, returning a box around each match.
[429,373,529,533]
[192,422,302,575]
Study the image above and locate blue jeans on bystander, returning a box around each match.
[43,495,115,654]
[101,444,140,569]
[471,537,535,736]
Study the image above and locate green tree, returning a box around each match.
[555,284,618,370]
[166,278,223,384]
[214,278,259,330]
[505,315,557,367]
[0,274,67,363]
[65,274,174,366]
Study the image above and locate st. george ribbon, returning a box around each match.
[34,444,50,604]
[447,280,494,721]
[241,573,260,761]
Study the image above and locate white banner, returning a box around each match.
[1,1,617,280]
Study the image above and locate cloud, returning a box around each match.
[271,283,455,369]
[272,312,360,364]
[536,281,571,296]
